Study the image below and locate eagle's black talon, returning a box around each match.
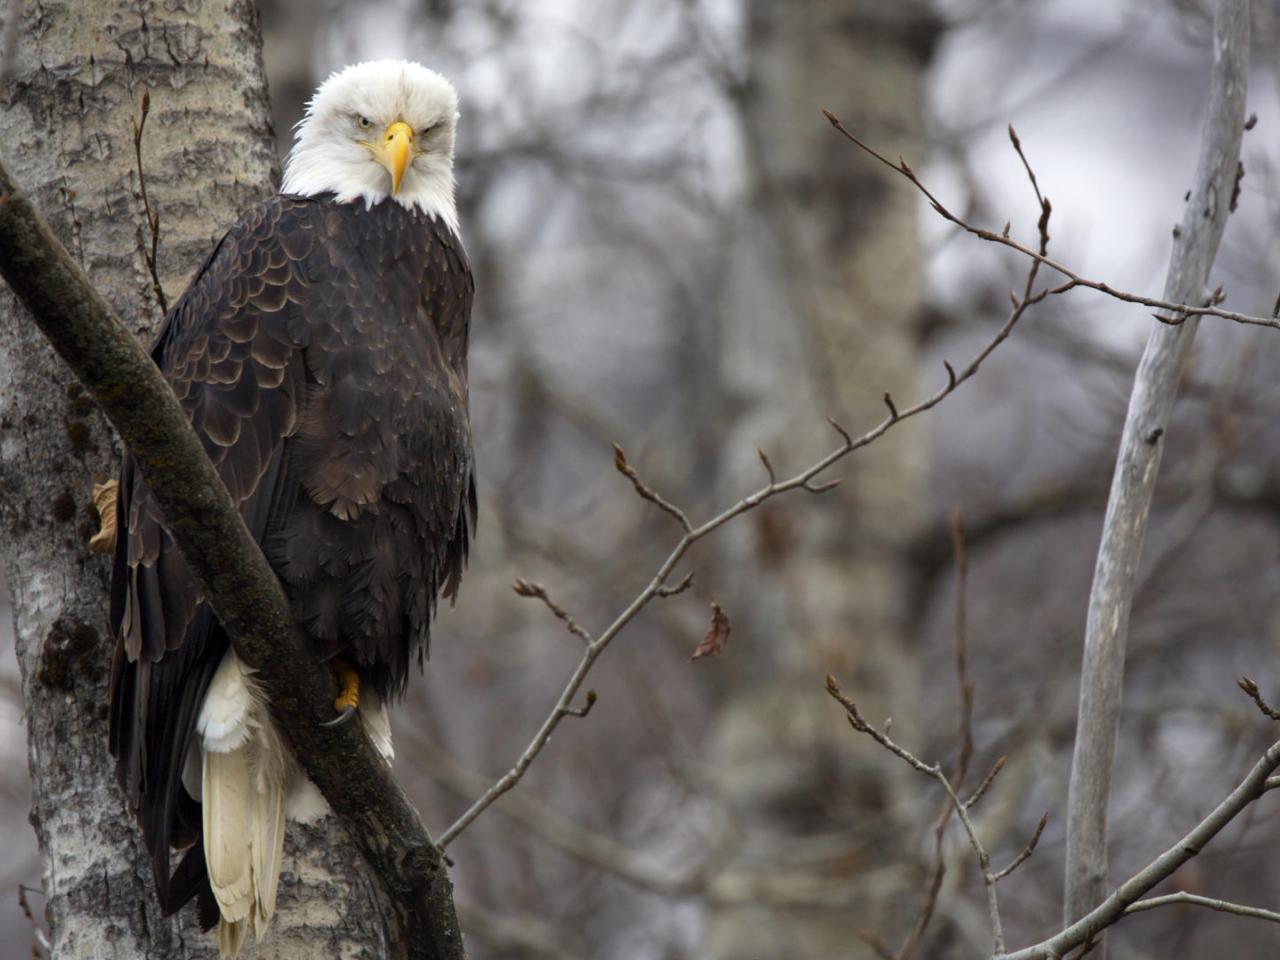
[321,706,357,728]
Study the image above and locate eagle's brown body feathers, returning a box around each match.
[108,192,475,926]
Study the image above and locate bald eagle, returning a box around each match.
[107,61,475,956]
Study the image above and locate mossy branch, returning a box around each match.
[0,158,465,960]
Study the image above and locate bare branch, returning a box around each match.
[825,415,853,446]
[757,447,776,485]
[556,690,597,719]
[613,442,693,532]
[513,578,593,645]
[826,674,1008,954]
[1006,737,1280,959]
[992,812,1049,882]
[825,676,937,776]
[965,756,1007,811]
[950,508,975,795]
[1122,892,1280,926]
[129,89,167,315]
[897,507,979,960]
[802,477,843,495]
[17,883,50,955]
[655,572,695,598]
[1065,1,1249,939]
[438,253,1043,848]
[821,89,1274,332]
[1237,675,1280,721]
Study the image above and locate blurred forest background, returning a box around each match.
[5,0,1280,956]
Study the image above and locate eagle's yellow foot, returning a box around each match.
[321,658,360,727]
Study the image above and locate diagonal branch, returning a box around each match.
[1004,737,1280,960]
[0,158,464,960]
[436,231,1049,848]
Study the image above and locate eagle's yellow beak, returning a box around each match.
[379,121,414,194]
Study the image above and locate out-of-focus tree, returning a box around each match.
[701,1,938,955]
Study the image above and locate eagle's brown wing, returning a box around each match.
[109,193,476,927]
[108,196,316,921]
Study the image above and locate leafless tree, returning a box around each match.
[3,0,1280,958]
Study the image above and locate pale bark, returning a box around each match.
[0,2,396,956]
[703,1,937,955]
[1062,1,1250,951]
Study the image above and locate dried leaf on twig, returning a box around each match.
[691,601,730,660]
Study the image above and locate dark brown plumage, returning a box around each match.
[108,192,475,925]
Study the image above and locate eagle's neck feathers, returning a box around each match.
[280,147,460,236]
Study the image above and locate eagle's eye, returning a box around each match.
[356,115,373,131]
[419,124,437,138]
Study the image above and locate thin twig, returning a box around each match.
[130,89,168,315]
[757,447,777,486]
[436,251,1045,849]
[513,578,593,645]
[655,572,694,598]
[825,676,935,775]
[965,756,1008,811]
[992,813,1049,882]
[897,506,981,960]
[825,675,1008,955]
[17,883,49,956]
[556,690,597,719]
[950,507,975,793]
[820,109,1277,332]
[1237,676,1280,721]
[1122,891,1280,925]
[614,443,692,532]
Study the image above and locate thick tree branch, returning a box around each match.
[1004,737,1280,960]
[0,159,464,959]
[1064,0,1249,943]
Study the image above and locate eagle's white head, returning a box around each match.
[281,60,460,234]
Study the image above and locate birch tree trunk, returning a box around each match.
[704,2,937,955]
[0,2,392,955]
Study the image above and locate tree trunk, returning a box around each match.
[0,2,392,955]
[704,1,937,955]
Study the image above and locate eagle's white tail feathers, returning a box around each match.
[196,650,397,956]
[218,917,247,959]
[200,651,286,958]
[362,689,395,762]
[202,748,253,922]
[250,712,287,935]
